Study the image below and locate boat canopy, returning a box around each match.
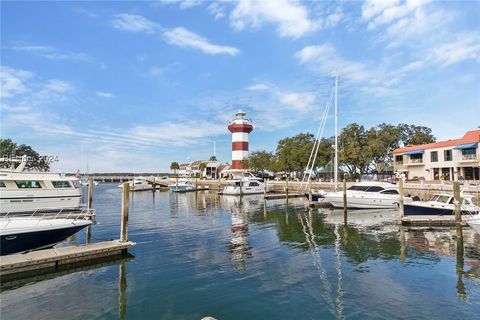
[453,142,478,150]
[404,149,424,155]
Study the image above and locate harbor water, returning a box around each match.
[1,184,480,319]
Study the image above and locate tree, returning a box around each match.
[248,150,274,175]
[276,133,315,177]
[338,124,371,179]
[170,162,180,176]
[198,162,207,178]
[0,139,50,171]
[366,124,402,172]
[398,124,435,146]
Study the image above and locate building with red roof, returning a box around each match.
[393,130,480,181]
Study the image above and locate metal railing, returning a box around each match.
[462,154,477,160]
[2,208,96,221]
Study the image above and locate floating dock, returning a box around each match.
[264,193,305,200]
[0,240,135,277]
[401,215,466,227]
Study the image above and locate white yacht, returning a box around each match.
[0,158,83,214]
[222,172,268,196]
[169,180,196,192]
[316,181,414,209]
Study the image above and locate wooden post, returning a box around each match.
[240,180,243,197]
[308,179,312,203]
[176,175,179,192]
[399,178,405,219]
[454,181,461,224]
[86,178,94,243]
[343,178,347,224]
[264,178,267,197]
[120,183,129,243]
[285,175,289,198]
[456,222,465,298]
[118,261,127,320]
[195,176,198,192]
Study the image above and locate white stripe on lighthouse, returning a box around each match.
[232,132,249,141]
[232,150,249,160]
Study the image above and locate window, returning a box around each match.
[462,148,477,160]
[348,185,369,191]
[249,182,259,187]
[395,155,403,163]
[436,195,450,203]
[430,151,438,162]
[0,181,5,187]
[365,186,385,192]
[380,189,399,195]
[52,181,71,188]
[15,180,42,188]
[410,154,423,163]
[444,149,452,161]
[429,195,439,201]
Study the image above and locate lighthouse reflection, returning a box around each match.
[225,196,256,272]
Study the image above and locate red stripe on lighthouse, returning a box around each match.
[231,160,247,170]
[232,141,248,151]
[228,123,253,133]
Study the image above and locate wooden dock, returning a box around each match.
[0,240,135,277]
[264,193,305,200]
[401,215,466,227]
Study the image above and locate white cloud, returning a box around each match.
[111,14,159,33]
[208,2,226,20]
[361,0,400,20]
[9,44,89,61]
[96,91,114,98]
[278,91,316,113]
[0,66,33,98]
[246,83,269,91]
[366,0,430,30]
[163,27,240,56]
[157,0,204,9]
[296,44,371,83]
[430,33,480,67]
[229,0,320,38]
[324,10,344,28]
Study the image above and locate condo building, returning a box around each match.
[393,130,480,181]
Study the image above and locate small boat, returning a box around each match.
[309,181,414,209]
[120,177,153,191]
[169,180,196,192]
[0,216,92,255]
[404,193,480,216]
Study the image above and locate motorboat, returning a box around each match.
[311,181,414,209]
[404,193,480,216]
[119,177,153,191]
[169,180,196,192]
[0,157,83,214]
[223,178,265,195]
[0,216,92,255]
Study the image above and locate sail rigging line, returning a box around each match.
[333,223,345,320]
[300,83,336,190]
[298,212,335,313]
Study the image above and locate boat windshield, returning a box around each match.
[436,195,450,203]
[429,195,439,201]
[364,186,385,192]
[348,185,369,191]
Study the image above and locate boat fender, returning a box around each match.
[412,196,421,201]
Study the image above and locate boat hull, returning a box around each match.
[319,193,403,209]
[404,204,477,216]
[222,186,264,196]
[0,193,82,214]
[0,220,91,255]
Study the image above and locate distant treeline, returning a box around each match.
[247,123,435,179]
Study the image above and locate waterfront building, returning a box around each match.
[176,160,229,179]
[393,130,480,181]
[228,110,253,170]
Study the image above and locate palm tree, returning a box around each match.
[170,162,180,177]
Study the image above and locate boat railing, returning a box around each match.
[3,208,96,221]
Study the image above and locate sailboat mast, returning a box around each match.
[334,75,338,191]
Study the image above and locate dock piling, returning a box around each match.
[264,178,267,197]
[86,178,94,243]
[454,181,461,224]
[343,178,347,224]
[120,183,130,243]
[399,178,405,218]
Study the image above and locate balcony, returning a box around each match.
[462,154,477,160]
[403,158,424,166]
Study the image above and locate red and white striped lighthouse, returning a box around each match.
[228,110,253,170]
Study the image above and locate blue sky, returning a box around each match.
[1,0,479,172]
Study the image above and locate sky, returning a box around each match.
[1,0,479,173]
